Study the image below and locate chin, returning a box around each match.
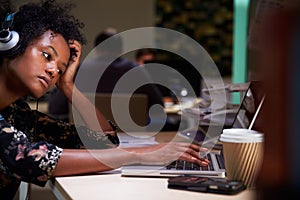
[29,89,47,99]
[29,94,44,99]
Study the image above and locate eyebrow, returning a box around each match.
[49,45,68,68]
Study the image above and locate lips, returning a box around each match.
[38,75,51,89]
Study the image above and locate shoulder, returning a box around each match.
[114,58,138,68]
[1,98,32,114]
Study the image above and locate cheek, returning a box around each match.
[11,49,42,75]
[9,58,32,79]
[51,77,60,87]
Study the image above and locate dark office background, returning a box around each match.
[155,0,233,77]
[4,0,233,77]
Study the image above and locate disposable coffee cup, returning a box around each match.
[219,128,264,189]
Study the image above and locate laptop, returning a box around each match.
[121,81,264,178]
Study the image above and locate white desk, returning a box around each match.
[49,170,256,200]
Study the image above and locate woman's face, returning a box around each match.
[8,30,70,98]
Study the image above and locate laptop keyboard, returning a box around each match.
[166,153,225,171]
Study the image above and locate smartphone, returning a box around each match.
[168,176,246,195]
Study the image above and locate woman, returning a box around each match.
[0,0,209,199]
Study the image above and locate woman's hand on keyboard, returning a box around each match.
[127,142,210,166]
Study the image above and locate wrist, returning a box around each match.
[107,120,118,134]
[104,120,120,146]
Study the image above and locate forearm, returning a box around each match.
[51,142,209,177]
[51,148,138,177]
[66,86,112,132]
[55,40,112,132]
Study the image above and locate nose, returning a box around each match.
[46,64,60,79]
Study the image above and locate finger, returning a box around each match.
[174,142,201,152]
[174,143,209,156]
[184,148,209,164]
[178,145,210,163]
[69,40,82,60]
[69,40,81,49]
[179,153,209,166]
[188,143,209,152]
[192,156,210,166]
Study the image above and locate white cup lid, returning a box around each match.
[219,128,264,143]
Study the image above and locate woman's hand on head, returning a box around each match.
[56,40,82,94]
[132,142,210,166]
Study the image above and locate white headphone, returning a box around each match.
[0,13,20,53]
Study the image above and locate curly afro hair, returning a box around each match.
[2,0,86,59]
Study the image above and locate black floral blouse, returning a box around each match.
[0,99,119,199]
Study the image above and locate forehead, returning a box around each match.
[34,30,70,58]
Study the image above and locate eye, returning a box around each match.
[42,51,52,61]
[57,65,67,75]
[57,69,63,75]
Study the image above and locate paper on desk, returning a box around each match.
[164,98,210,114]
[118,133,158,147]
[164,101,196,114]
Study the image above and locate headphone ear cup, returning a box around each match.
[0,29,20,53]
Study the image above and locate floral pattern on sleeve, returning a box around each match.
[0,99,119,149]
[0,114,63,199]
[0,98,119,199]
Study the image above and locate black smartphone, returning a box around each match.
[168,176,246,195]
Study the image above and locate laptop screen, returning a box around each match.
[179,81,265,144]
[232,81,265,130]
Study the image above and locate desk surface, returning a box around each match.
[50,132,255,200]
[50,171,256,200]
